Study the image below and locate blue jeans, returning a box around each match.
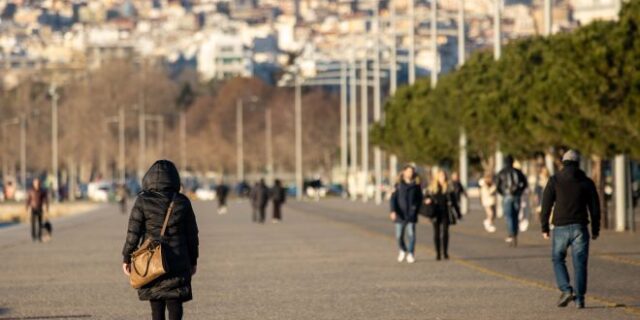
[552,224,590,303]
[395,222,416,254]
[503,195,521,237]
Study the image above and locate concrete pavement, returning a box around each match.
[0,198,638,319]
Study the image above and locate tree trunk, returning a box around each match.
[591,155,608,229]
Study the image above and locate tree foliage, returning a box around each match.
[373,2,640,164]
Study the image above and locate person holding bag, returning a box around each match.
[389,164,423,264]
[122,160,199,320]
[424,169,461,261]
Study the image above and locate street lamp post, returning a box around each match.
[236,99,244,183]
[294,75,303,200]
[49,84,59,202]
[265,104,274,185]
[360,58,369,202]
[373,2,383,205]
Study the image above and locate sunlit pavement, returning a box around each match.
[0,198,638,319]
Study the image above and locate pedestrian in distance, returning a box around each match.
[541,150,600,309]
[424,169,462,261]
[450,172,467,212]
[479,174,497,233]
[271,179,287,223]
[26,178,49,243]
[116,184,128,215]
[215,181,230,215]
[251,179,269,223]
[389,164,423,264]
[250,182,259,222]
[122,160,199,320]
[496,155,528,247]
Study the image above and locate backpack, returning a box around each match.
[503,169,524,195]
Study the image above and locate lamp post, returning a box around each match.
[49,84,59,202]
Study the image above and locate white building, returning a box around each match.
[571,0,621,24]
[197,31,253,81]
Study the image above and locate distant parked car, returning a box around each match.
[195,185,217,201]
[87,181,112,202]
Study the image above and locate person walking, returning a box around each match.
[450,172,467,212]
[541,150,600,309]
[26,178,49,242]
[251,179,269,223]
[116,184,128,215]
[122,160,199,320]
[479,174,497,233]
[496,155,528,246]
[424,170,462,261]
[215,181,230,215]
[271,179,286,223]
[389,165,422,264]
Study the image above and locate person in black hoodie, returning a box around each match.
[271,179,286,222]
[541,150,600,309]
[251,179,269,223]
[424,169,462,261]
[390,165,423,264]
[122,160,199,320]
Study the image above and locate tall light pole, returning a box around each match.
[19,115,26,189]
[294,75,303,200]
[389,0,399,190]
[340,61,348,184]
[179,110,187,173]
[430,0,438,87]
[145,114,165,158]
[544,0,552,36]
[236,99,244,183]
[360,58,369,202]
[119,107,126,184]
[458,0,469,215]
[138,104,146,182]
[49,84,59,202]
[493,0,503,217]
[2,118,21,186]
[265,104,274,185]
[349,49,358,200]
[408,0,416,85]
[373,2,383,205]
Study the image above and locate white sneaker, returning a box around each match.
[406,254,416,264]
[397,251,406,263]
[519,219,529,232]
[483,219,497,233]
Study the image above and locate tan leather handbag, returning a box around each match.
[130,195,176,289]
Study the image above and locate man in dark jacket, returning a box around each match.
[271,179,286,222]
[496,155,528,246]
[390,165,423,264]
[26,178,48,242]
[122,160,199,319]
[251,179,269,223]
[541,150,600,309]
[215,181,230,214]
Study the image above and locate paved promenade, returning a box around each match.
[0,198,638,319]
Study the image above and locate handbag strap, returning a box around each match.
[160,194,177,237]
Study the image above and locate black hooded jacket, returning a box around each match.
[122,160,199,301]
[390,180,423,223]
[540,161,600,236]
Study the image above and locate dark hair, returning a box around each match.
[504,155,514,166]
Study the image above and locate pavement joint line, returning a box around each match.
[290,201,640,318]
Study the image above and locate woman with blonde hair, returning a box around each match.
[389,164,423,263]
[424,169,461,260]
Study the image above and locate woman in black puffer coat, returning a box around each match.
[122,160,199,320]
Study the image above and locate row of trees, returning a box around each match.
[0,61,340,185]
[372,1,640,170]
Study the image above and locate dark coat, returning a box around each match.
[271,185,286,205]
[540,162,601,236]
[425,185,461,225]
[251,182,269,208]
[122,160,199,302]
[390,180,423,223]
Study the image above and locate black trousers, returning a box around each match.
[432,219,450,257]
[217,196,227,208]
[273,202,282,220]
[150,299,183,320]
[31,210,43,241]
